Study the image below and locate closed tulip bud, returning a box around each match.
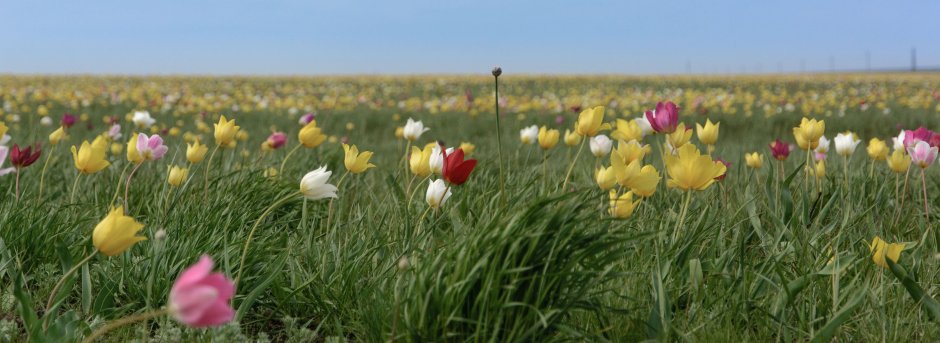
[429,145,451,175]
[213,115,240,147]
[834,132,860,157]
[745,152,763,169]
[264,167,278,178]
[187,139,209,164]
[537,126,559,150]
[343,144,376,174]
[409,145,433,178]
[425,179,452,209]
[71,140,111,174]
[814,135,830,154]
[110,142,123,155]
[769,139,790,161]
[459,142,475,155]
[608,190,639,219]
[867,138,889,161]
[595,166,617,190]
[403,118,430,141]
[93,206,146,256]
[813,160,826,179]
[589,135,612,158]
[167,165,189,187]
[695,119,719,146]
[300,166,338,200]
[299,121,327,148]
[49,126,68,146]
[564,129,581,146]
[575,106,610,137]
[519,125,538,145]
[491,67,502,77]
[868,236,904,269]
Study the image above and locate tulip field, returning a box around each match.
[2,73,940,342]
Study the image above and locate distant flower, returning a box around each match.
[136,133,168,161]
[520,125,538,144]
[132,110,156,128]
[589,135,613,158]
[403,118,430,141]
[61,113,76,128]
[769,139,790,160]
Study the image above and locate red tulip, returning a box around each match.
[769,139,790,161]
[10,143,41,169]
[442,147,476,186]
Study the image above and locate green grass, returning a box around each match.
[0,75,939,342]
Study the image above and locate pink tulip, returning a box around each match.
[814,151,827,161]
[644,101,679,134]
[299,113,316,125]
[266,132,287,149]
[908,140,938,169]
[903,127,935,147]
[108,124,122,140]
[136,133,168,161]
[169,255,235,327]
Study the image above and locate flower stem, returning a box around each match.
[324,171,350,230]
[81,308,170,343]
[921,168,930,226]
[278,143,302,177]
[560,139,586,192]
[673,190,693,241]
[44,251,97,328]
[123,163,142,212]
[37,147,55,199]
[14,168,21,200]
[203,146,220,203]
[494,73,505,195]
[69,173,83,203]
[234,193,297,292]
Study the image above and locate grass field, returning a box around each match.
[1,73,940,342]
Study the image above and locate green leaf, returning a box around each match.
[810,290,866,342]
[886,258,940,321]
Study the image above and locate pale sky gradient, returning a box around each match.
[0,0,937,75]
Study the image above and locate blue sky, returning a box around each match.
[0,0,937,75]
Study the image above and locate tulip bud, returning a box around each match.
[397,256,410,271]
[155,229,167,241]
[491,67,502,77]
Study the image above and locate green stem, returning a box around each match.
[203,146,220,203]
[109,163,131,208]
[494,74,505,195]
[37,146,55,199]
[560,138,586,192]
[673,190,693,240]
[44,251,97,327]
[81,308,170,343]
[234,193,297,292]
[278,143,302,177]
[123,162,142,212]
[69,173,82,203]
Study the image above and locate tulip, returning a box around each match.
[300,166,339,200]
[409,145,433,178]
[429,145,452,175]
[394,126,404,139]
[608,190,639,219]
[892,131,906,151]
[611,119,643,142]
[0,121,6,138]
[132,110,156,128]
[299,120,327,148]
[299,112,315,125]
[10,143,41,169]
[695,119,719,148]
[612,139,650,164]
[612,155,660,197]
[664,144,726,191]
[812,160,826,180]
[136,133,168,161]
[714,159,731,181]
[634,117,654,136]
[187,139,209,164]
[575,106,610,137]
[902,127,934,147]
[745,152,763,169]
[49,126,68,146]
[425,179,452,209]
[61,113,76,128]
[887,149,911,174]
[867,138,889,161]
[213,115,240,147]
[537,126,560,150]
[71,141,110,174]
[126,133,144,163]
[442,148,477,186]
[666,125,693,151]
[645,102,679,134]
[459,142,475,155]
[343,144,376,174]
[769,139,790,161]
[563,129,581,146]
[40,116,53,126]
[167,165,189,187]
[0,146,15,176]
[814,135,830,154]
[520,125,538,145]
[107,124,122,140]
[868,236,904,269]
[262,131,287,151]
[403,118,430,141]
[595,166,617,190]
[589,135,612,158]
[793,117,825,151]
[93,206,146,256]
[908,141,937,169]
[169,255,235,327]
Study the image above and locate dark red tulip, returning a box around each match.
[769,139,790,161]
[442,147,477,186]
[10,143,42,169]
[61,113,76,128]
[714,158,731,181]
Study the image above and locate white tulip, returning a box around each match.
[519,125,538,145]
[814,135,830,154]
[892,131,906,151]
[300,166,338,200]
[833,132,860,157]
[403,118,430,141]
[132,110,156,128]
[425,179,452,209]
[429,145,453,175]
[590,135,613,158]
[39,116,53,126]
[634,116,654,136]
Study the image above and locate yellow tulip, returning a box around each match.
[611,119,643,142]
[71,141,111,174]
[299,121,327,148]
[868,236,904,268]
[459,142,476,155]
[49,126,68,146]
[537,126,560,150]
[665,144,726,191]
[887,149,911,174]
[126,133,144,164]
[167,165,188,187]
[745,152,763,169]
[395,126,405,139]
[409,145,432,178]
[574,106,610,137]
[812,160,826,179]
[867,138,889,161]
[110,142,123,155]
[564,129,582,146]
[595,166,617,190]
[187,139,209,164]
[793,117,825,150]
[666,126,693,150]
[91,134,109,151]
[613,140,650,164]
[343,144,376,174]
[92,207,146,257]
[608,190,639,219]
[696,119,719,146]
[0,121,7,137]
[628,164,660,197]
[213,115,240,147]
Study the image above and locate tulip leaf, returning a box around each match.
[13,272,47,342]
[236,254,289,322]
[886,258,940,321]
[810,290,866,343]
